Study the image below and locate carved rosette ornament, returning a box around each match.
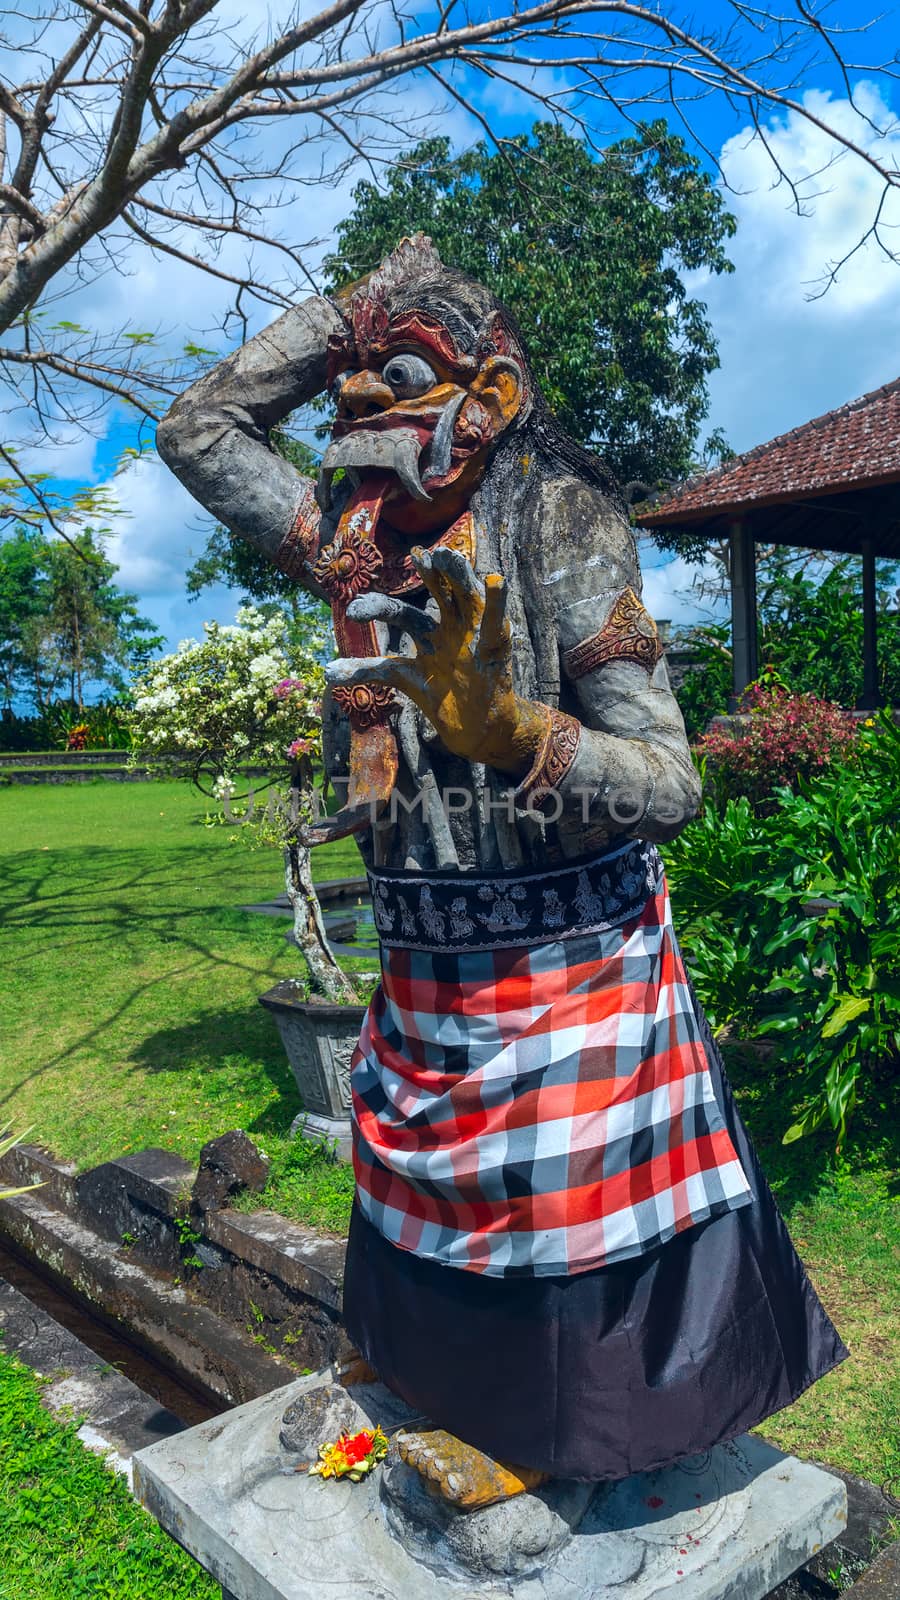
[563,587,664,680]
[331,682,396,732]
[515,709,581,812]
[313,531,383,603]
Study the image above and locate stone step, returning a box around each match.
[0,1185,296,1408]
[0,1275,184,1483]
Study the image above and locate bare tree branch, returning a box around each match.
[0,184,45,232]
[0,0,897,522]
[0,439,98,550]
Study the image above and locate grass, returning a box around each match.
[0,1344,218,1599]
[724,1041,900,1489]
[1,781,898,1487]
[0,778,361,1217]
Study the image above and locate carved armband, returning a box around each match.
[272,488,320,581]
[562,587,663,681]
[514,708,581,812]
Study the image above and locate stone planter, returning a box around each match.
[259,981,367,1161]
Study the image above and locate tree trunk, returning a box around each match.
[72,609,83,711]
[283,838,359,1004]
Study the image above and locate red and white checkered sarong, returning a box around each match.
[351,844,751,1277]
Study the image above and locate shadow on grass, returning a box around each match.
[127,1005,302,1131]
[723,1041,900,1214]
[0,847,271,933]
[0,844,295,1101]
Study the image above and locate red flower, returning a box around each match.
[307,1423,389,1481]
[340,1430,377,1466]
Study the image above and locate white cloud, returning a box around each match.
[639,542,728,629]
[102,453,239,649]
[696,82,900,454]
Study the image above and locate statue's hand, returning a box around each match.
[326,546,546,776]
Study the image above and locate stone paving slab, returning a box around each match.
[134,1370,847,1600]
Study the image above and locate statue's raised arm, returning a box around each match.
[156,294,341,578]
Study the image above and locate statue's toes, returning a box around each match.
[397,1431,449,1488]
[397,1431,432,1469]
[395,1428,544,1511]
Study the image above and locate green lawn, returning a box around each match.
[1,781,898,1487]
[0,1346,218,1600]
[722,1044,900,1489]
[0,779,360,1217]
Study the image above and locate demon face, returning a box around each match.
[317,290,530,542]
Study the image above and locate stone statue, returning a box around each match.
[158,237,844,1513]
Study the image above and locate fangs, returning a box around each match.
[316,427,432,511]
[421,391,466,487]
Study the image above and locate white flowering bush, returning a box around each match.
[129,606,326,789]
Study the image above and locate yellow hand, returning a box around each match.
[327,546,546,776]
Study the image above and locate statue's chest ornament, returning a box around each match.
[307,480,475,843]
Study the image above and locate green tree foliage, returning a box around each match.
[756,551,900,703]
[324,122,736,487]
[665,714,900,1147]
[0,526,162,712]
[0,525,44,711]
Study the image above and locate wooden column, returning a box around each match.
[728,519,759,710]
[857,539,884,710]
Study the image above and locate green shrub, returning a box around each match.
[666,712,900,1145]
[0,700,132,752]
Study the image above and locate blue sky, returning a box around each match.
[30,0,900,655]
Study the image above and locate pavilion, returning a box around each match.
[634,378,900,709]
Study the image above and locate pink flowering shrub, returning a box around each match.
[274,677,306,700]
[695,680,858,811]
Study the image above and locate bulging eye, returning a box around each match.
[381,353,436,398]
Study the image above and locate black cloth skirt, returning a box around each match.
[342,999,848,1481]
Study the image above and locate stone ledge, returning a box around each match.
[204,1208,344,1311]
[0,1187,295,1406]
[0,1142,349,1379]
[0,1276,183,1478]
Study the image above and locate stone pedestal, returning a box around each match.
[134,1369,846,1600]
[258,985,366,1161]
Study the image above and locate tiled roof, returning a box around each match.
[636,377,900,527]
